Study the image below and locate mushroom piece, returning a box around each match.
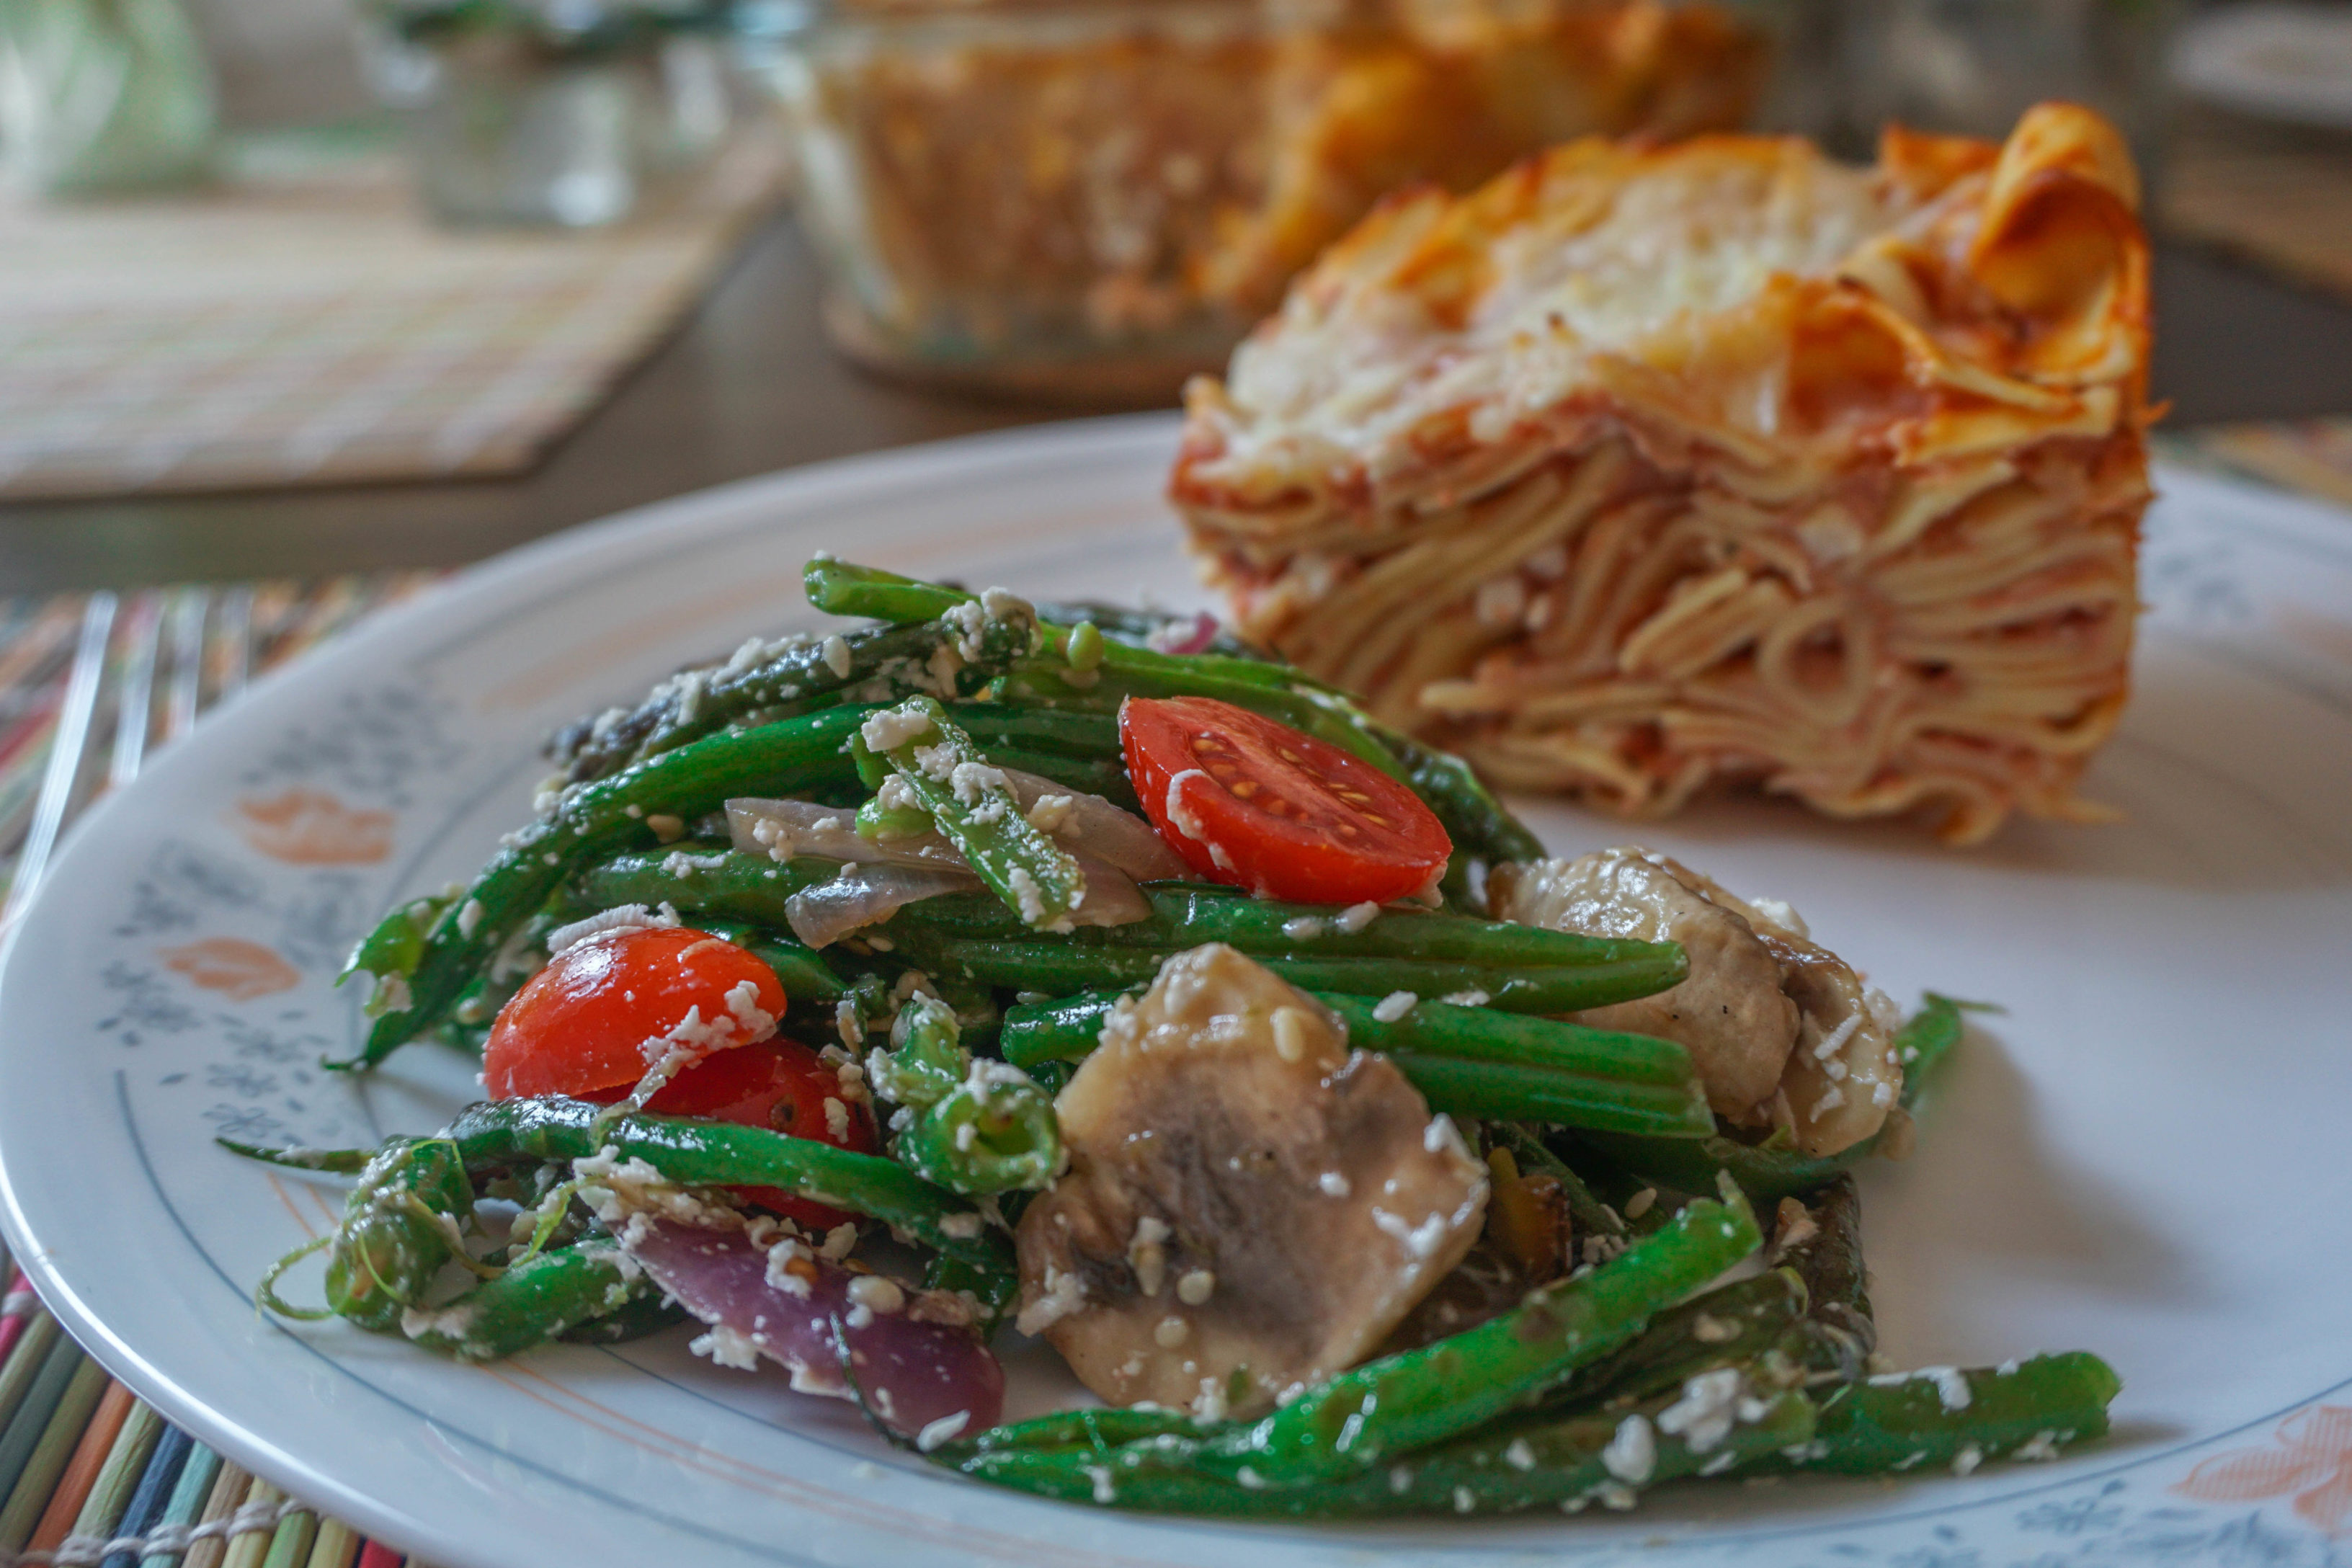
[1489,847,1902,1156]
[1013,943,1487,1420]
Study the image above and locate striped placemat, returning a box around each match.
[0,125,788,503]
[0,420,2343,1559]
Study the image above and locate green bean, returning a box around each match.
[342,705,878,1067]
[1758,1353,2120,1476]
[1574,994,1966,1205]
[890,883,1670,967]
[1771,1176,1876,1380]
[441,1097,1012,1274]
[689,918,852,1001]
[806,561,1291,695]
[546,618,1024,788]
[915,940,1683,1018]
[920,1253,1022,1335]
[563,847,830,927]
[1537,1270,1807,1415]
[558,1280,692,1345]
[943,1385,1812,1516]
[1033,602,1275,663]
[803,558,967,624]
[858,697,1089,932]
[870,994,1061,1195]
[1190,1193,1762,1484]
[999,659,1411,782]
[218,1140,372,1175]
[320,1137,478,1332]
[997,988,1709,1137]
[398,1242,656,1361]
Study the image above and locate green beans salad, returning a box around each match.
[230,558,2118,1518]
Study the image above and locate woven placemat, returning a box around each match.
[0,127,787,502]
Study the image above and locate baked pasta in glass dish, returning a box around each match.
[1171,103,2153,844]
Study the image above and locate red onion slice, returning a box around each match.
[997,769,1188,883]
[622,1219,1004,1443]
[784,861,981,949]
[726,798,963,870]
[1066,852,1151,927]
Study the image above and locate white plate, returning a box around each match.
[2173,3,2352,130]
[4,415,2351,1568]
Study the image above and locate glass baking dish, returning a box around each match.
[752,0,1782,401]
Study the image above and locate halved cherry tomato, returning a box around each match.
[579,1037,878,1230]
[484,926,786,1100]
[1121,695,1451,905]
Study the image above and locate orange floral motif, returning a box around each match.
[234,789,393,865]
[2175,1404,2352,1533]
[160,939,301,1002]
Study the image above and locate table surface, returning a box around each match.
[3,220,2350,597]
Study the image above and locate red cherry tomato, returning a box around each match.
[483,926,787,1100]
[1121,695,1452,905]
[581,1037,878,1231]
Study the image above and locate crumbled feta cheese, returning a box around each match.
[821,635,853,680]
[690,1326,762,1371]
[1952,1443,1984,1476]
[1176,1270,1216,1306]
[916,1411,971,1452]
[1373,991,1417,1023]
[1280,916,1327,940]
[1658,1368,1747,1454]
[1600,1415,1657,1485]
[1016,1265,1088,1335]
[1317,1171,1351,1198]
[1335,901,1381,933]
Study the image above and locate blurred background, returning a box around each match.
[0,0,2348,594]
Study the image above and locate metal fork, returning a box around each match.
[0,585,243,932]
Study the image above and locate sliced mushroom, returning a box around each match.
[1489,847,1901,1156]
[1013,943,1487,1420]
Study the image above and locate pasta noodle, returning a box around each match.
[1171,104,2153,844]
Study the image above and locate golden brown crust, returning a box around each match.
[1170,104,2155,844]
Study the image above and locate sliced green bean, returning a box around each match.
[872,994,1059,1195]
[858,697,1090,932]
[918,940,1684,1017]
[1773,1175,1876,1380]
[1190,1193,1762,1484]
[1758,1353,2120,1476]
[998,988,1710,1137]
[441,1096,1011,1273]
[1536,1270,1807,1415]
[400,1242,655,1361]
[906,883,1672,967]
[321,1136,477,1332]
[943,1384,1812,1516]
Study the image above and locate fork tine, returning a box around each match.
[108,594,166,792]
[215,585,254,703]
[164,588,209,744]
[3,592,118,928]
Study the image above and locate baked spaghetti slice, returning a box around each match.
[1171,104,2152,845]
